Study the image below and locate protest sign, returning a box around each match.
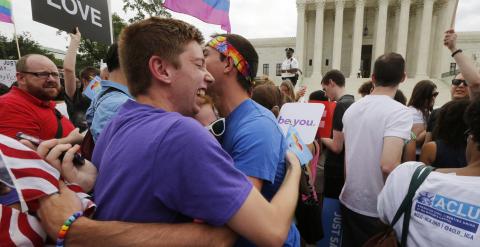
[309,100,337,139]
[317,197,343,247]
[31,0,112,44]
[82,76,102,100]
[285,127,312,166]
[0,60,16,87]
[278,103,325,144]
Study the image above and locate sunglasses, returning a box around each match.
[205,118,225,137]
[452,79,468,86]
[465,128,472,141]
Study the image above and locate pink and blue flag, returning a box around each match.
[164,0,231,33]
[0,0,13,24]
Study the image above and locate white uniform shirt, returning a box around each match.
[379,162,480,247]
[281,57,299,78]
[340,95,412,217]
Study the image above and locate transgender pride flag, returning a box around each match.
[0,0,12,24]
[164,0,231,32]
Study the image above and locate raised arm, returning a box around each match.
[64,28,82,98]
[444,29,480,100]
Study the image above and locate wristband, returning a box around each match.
[451,49,463,57]
[56,211,83,247]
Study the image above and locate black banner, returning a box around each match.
[31,0,112,44]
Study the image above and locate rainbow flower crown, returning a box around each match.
[207,36,252,84]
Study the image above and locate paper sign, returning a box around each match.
[0,60,17,87]
[278,103,325,144]
[309,100,337,139]
[82,76,102,100]
[286,127,312,166]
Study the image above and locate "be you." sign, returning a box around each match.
[277,103,325,144]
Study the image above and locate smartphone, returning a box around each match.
[71,27,77,34]
[16,132,85,166]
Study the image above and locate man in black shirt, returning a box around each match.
[320,70,354,199]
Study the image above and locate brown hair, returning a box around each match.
[252,83,284,114]
[118,17,204,97]
[16,54,35,72]
[280,80,295,103]
[79,67,100,82]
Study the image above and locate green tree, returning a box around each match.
[123,0,171,23]
[0,32,62,65]
[75,13,128,70]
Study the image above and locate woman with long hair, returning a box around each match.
[420,99,470,168]
[407,80,438,151]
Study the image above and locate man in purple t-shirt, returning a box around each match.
[36,17,301,247]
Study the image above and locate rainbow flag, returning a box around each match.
[164,0,231,32]
[0,0,12,24]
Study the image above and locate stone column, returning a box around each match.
[416,0,434,77]
[332,0,345,70]
[295,2,307,73]
[396,0,411,58]
[373,0,389,60]
[350,0,365,78]
[312,0,326,78]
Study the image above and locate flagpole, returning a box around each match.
[451,0,459,29]
[11,6,21,59]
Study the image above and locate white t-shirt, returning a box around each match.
[281,57,299,78]
[340,95,412,217]
[408,106,425,124]
[378,162,480,247]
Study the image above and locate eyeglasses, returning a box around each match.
[432,92,439,98]
[464,128,472,141]
[452,79,467,86]
[205,118,225,137]
[21,71,59,79]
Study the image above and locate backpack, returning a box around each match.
[80,87,125,160]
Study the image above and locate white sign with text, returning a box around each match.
[277,103,325,144]
[0,60,17,87]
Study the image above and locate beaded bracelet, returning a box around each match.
[56,211,83,247]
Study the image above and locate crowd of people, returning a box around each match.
[1,16,480,247]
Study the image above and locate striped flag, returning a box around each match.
[164,0,231,32]
[0,205,46,247]
[0,134,95,246]
[0,0,13,24]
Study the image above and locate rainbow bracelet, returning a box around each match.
[56,211,83,247]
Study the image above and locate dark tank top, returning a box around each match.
[432,140,467,168]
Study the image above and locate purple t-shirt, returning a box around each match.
[92,100,252,226]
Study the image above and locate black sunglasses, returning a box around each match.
[465,128,472,141]
[452,79,467,86]
[205,118,225,137]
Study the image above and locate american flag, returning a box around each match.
[0,134,95,246]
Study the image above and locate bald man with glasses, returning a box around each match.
[0,54,75,140]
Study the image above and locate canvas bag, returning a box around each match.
[363,165,435,247]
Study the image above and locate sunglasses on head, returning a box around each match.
[205,118,225,137]
[452,79,467,86]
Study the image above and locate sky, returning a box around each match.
[0,0,479,52]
